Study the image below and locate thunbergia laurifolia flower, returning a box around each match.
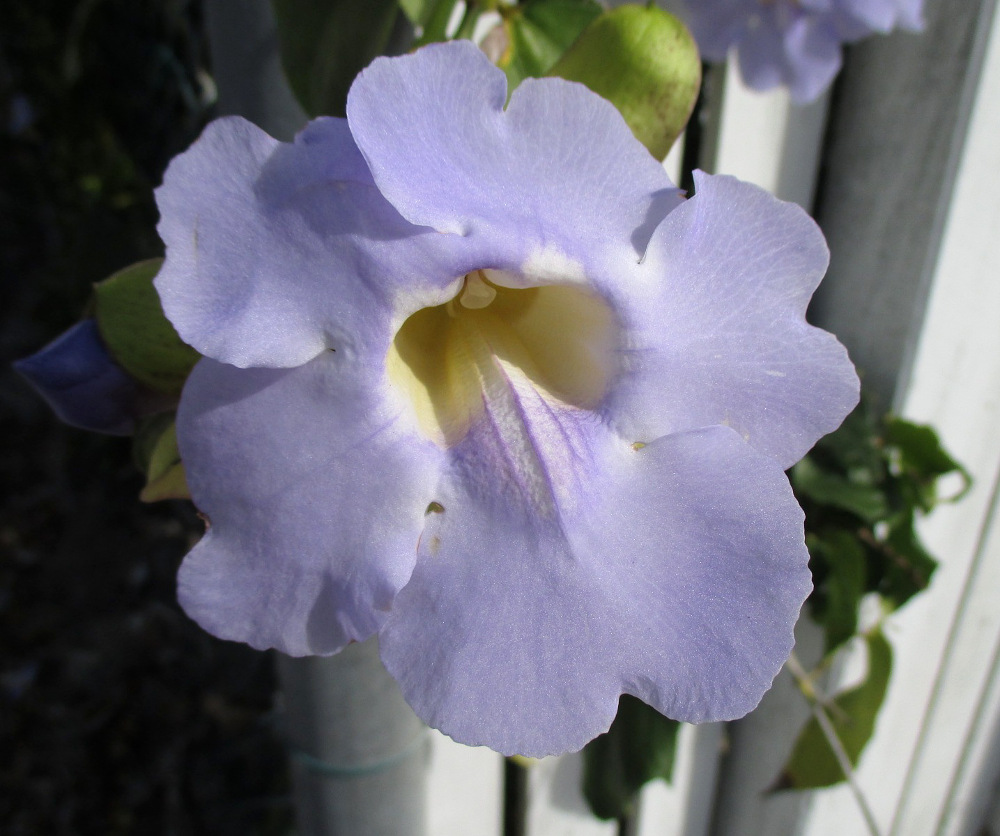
[678,0,924,103]
[154,41,859,756]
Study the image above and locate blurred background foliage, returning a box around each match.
[0,1,291,832]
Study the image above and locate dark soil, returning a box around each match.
[1,2,292,833]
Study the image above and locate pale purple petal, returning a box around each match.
[597,427,811,723]
[346,41,681,273]
[380,387,619,756]
[781,17,844,105]
[834,0,924,33]
[14,319,139,435]
[608,172,859,469]
[735,12,792,93]
[380,393,810,754]
[155,116,473,370]
[175,354,444,656]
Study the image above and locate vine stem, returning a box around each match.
[786,652,884,836]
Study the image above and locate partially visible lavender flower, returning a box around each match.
[14,319,140,435]
[678,0,924,102]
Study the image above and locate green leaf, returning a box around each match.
[582,695,680,820]
[93,259,200,395]
[877,511,938,608]
[399,0,444,27]
[271,0,402,118]
[812,401,885,478]
[807,531,867,653]
[549,4,701,159]
[885,418,964,479]
[133,412,190,503]
[777,630,892,790]
[497,0,602,91]
[792,455,888,523]
[410,0,463,45]
[885,417,971,509]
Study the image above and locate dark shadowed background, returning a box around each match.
[1,1,292,832]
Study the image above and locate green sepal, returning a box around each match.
[93,258,200,395]
[497,0,602,91]
[548,4,701,159]
[582,695,680,820]
[775,630,892,791]
[271,0,402,118]
[133,412,190,503]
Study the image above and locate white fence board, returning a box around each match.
[935,488,1000,836]
[526,754,617,836]
[708,61,829,208]
[809,0,993,405]
[799,3,1000,834]
[709,620,826,836]
[428,731,504,835]
[637,723,724,836]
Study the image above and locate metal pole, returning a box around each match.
[202,4,429,834]
[278,641,428,836]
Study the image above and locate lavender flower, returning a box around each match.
[154,41,859,755]
[678,0,924,102]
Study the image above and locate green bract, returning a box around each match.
[94,258,200,395]
[497,0,602,91]
[549,4,700,160]
[133,412,189,503]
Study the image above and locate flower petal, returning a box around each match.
[679,0,923,101]
[379,410,811,755]
[155,116,470,369]
[346,41,681,270]
[379,402,622,757]
[594,426,812,724]
[780,17,843,104]
[611,172,859,469]
[175,353,444,656]
[835,0,924,33]
[735,14,791,94]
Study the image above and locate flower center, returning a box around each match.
[387,270,618,447]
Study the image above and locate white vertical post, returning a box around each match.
[636,723,725,836]
[808,3,1000,832]
[706,61,830,209]
[525,753,617,836]
[427,731,504,835]
[279,641,428,836]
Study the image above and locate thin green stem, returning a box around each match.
[787,652,883,836]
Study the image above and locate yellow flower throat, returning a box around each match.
[387,270,617,447]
